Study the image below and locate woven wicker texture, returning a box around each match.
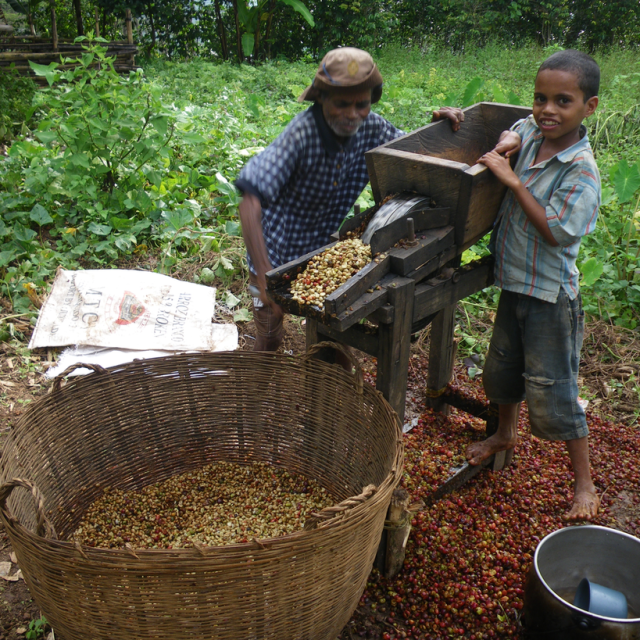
[0,348,403,640]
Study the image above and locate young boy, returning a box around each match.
[465,50,601,521]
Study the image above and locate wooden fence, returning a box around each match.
[0,7,138,82]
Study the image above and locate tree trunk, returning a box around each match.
[231,0,243,62]
[147,3,156,49]
[254,19,260,60]
[50,0,58,52]
[264,0,275,60]
[73,0,84,36]
[214,0,228,60]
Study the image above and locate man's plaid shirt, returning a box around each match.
[236,102,404,271]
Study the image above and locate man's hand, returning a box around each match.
[239,193,284,313]
[493,130,522,158]
[432,107,464,132]
[255,273,284,315]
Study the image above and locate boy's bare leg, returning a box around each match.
[564,437,599,520]
[466,403,519,466]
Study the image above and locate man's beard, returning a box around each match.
[325,115,364,138]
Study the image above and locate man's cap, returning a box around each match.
[298,47,384,103]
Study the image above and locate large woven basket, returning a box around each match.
[0,346,403,640]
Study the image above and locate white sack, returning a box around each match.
[30,268,218,351]
[45,323,238,378]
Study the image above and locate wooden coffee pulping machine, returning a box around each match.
[267,102,531,486]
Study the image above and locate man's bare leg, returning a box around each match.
[466,403,519,466]
[565,436,599,520]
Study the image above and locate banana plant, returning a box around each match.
[236,0,314,59]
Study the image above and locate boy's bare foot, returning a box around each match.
[565,486,600,521]
[465,433,517,466]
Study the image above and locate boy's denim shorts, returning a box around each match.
[483,289,588,441]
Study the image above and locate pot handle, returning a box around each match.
[304,341,364,394]
[0,478,58,540]
[304,483,377,530]
[51,362,109,393]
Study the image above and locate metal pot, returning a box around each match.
[523,525,640,639]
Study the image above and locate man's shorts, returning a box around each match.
[483,289,588,441]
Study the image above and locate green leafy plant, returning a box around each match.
[25,616,48,640]
[581,157,640,328]
[0,65,36,143]
[236,0,315,58]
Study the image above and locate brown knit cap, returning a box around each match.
[298,47,384,103]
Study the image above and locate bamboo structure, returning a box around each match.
[0,4,138,81]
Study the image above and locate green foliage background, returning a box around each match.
[0,39,639,329]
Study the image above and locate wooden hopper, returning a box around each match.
[365,102,532,251]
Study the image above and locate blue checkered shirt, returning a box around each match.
[236,103,404,271]
[491,115,601,303]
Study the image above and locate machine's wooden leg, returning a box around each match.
[305,317,319,349]
[425,304,457,414]
[376,278,415,424]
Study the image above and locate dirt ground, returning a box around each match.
[0,304,638,639]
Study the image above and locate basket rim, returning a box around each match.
[1,351,405,556]
[0,453,403,557]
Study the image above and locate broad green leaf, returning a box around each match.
[87,222,113,236]
[0,250,17,268]
[161,209,194,231]
[580,257,604,287]
[70,153,91,168]
[70,242,90,256]
[135,190,154,212]
[225,220,241,237]
[35,130,57,145]
[233,308,252,322]
[242,33,255,58]
[29,204,53,227]
[491,85,507,104]
[279,0,315,27]
[443,92,458,107]
[200,267,216,284]
[29,61,58,86]
[115,234,136,251]
[110,216,134,231]
[202,236,219,253]
[236,0,252,25]
[462,77,484,108]
[220,255,234,271]
[246,94,261,119]
[600,185,615,206]
[612,160,640,203]
[150,116,168,136]
[224,291,241,308]
[81,52,95,67]
[507,91,522,106]
[146,169,162,188]
[131,219,153,234]
[217,180,238,197]
[181,132,206,144]
[13,225,37,243]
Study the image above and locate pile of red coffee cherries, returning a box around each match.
[347,356,640,639]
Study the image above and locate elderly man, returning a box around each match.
[236,47,463,351]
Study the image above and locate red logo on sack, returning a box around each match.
[115,292,146,325]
